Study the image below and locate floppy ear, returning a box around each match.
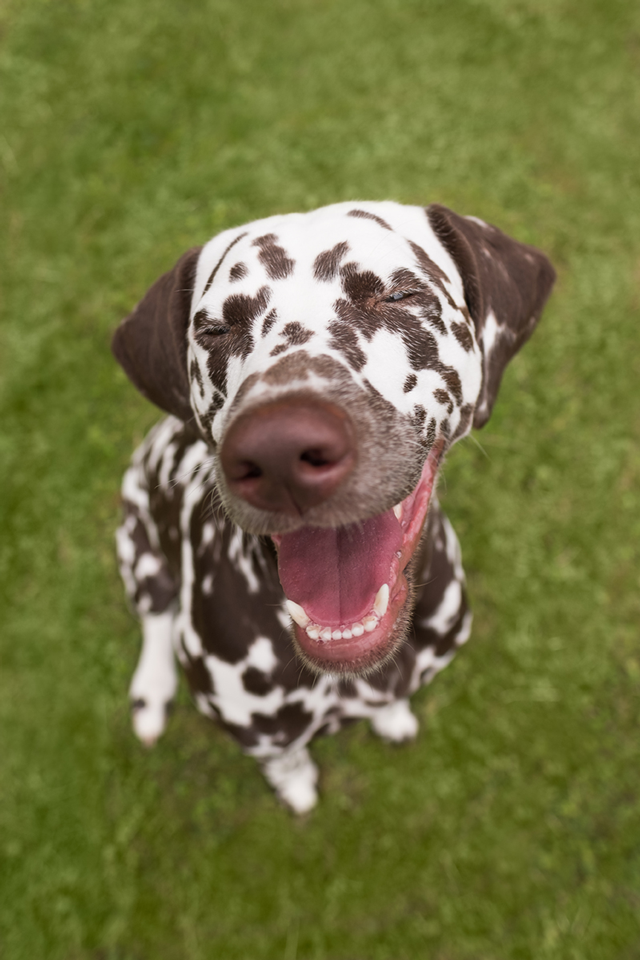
[427,204,556,428]
[112,246,203,422]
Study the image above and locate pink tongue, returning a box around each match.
[277,511,402,626]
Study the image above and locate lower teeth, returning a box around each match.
[305,617,378,641]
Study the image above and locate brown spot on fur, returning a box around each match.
[451,321,474,351]
[252,233,295,281]
[328,318,367,370]
[261,308,278,337]
[222,286,271,327]
[281,322,313,346]
[347,209,393,230]
[451,403,474,441]
[229,262,248,282]
[403,374,417,393]
[190,359,205,398]
[313,241,350,282]
[425,417,437,450]
[411,405,427,429]
[204,233,248,294]
[433,388,453,413]
[268,322,313,358]
[203,287,270,393]
[242,667,273,696]
[390,268,423,290]
[340,262,385,301]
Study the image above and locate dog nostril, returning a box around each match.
[236,461,263,481]
[299,449,334,468]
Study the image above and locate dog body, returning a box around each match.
[114,201,555,812]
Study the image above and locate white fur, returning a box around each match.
[130,610,178,746]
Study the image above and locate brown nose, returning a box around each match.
[220,399,356,515]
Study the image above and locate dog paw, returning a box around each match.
[261,749,319,814]
[130,696,173,747]
[370,699,419,742]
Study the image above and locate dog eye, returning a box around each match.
[384,291,415,303]
[202,324,231,336]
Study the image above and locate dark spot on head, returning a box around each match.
[202,287,270,393]
[222,286,271,327]
[403,374,417,393]
[313,241,350,282]
[452,403,474,441]
[328,318,367,370]
[268,321,314,357]
[260,351,347,388]
[203,233,248,294]
[433,388,453,413]
[411,405,427,429]
[340,262,385,301]
[425,417,437,450]
[252,233,295,281]
[229,262,248,282]
[347,209,393,231]
[451,320,474,351]
[440,368,463,405]
[190,359,205,398]
[261,308,278,337]
[281,322,313,346]
[409,238,451,289]
[390,268,423,289]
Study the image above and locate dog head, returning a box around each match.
[113,201,555,676]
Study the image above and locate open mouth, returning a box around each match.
[272,442,442,674]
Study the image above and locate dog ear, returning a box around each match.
[427,204,556,428]
[112,247,203,422]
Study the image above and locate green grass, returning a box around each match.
[1,0,640,956]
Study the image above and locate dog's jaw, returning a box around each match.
[272,441,443,676]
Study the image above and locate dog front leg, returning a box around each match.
[129,610,178,747]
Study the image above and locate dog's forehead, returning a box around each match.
[192,202,462,314]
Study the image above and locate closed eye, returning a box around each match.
[382,290,417,303]
[202,324,230,336]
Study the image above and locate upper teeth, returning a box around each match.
[374,583,389,617]
[285,600,310,628]
[393,503,403,521]
[285,583,391,642]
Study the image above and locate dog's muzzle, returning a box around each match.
[220,398,356,516]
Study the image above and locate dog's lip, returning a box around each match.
[274,441,443,668]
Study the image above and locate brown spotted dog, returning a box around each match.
[113,202,555,813]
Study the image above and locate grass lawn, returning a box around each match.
[1,0,640,956]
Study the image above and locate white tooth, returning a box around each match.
[363,616,378,632]
[320,627,333,641]
[332,630,342,640]
[306,625,320,640]
[374,584,389,618]
[342,629,352,639]
[393,503,403,521]
[352,623,364,637]
[286,599,310,628]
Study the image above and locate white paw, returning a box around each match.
[261,749,319,814]
[370,699,419,743]
[130,697,172,747]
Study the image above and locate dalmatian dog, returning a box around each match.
[113,201,555,813]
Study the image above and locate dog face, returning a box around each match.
[113,201,555,676]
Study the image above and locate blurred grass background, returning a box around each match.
[1,0,639,957]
